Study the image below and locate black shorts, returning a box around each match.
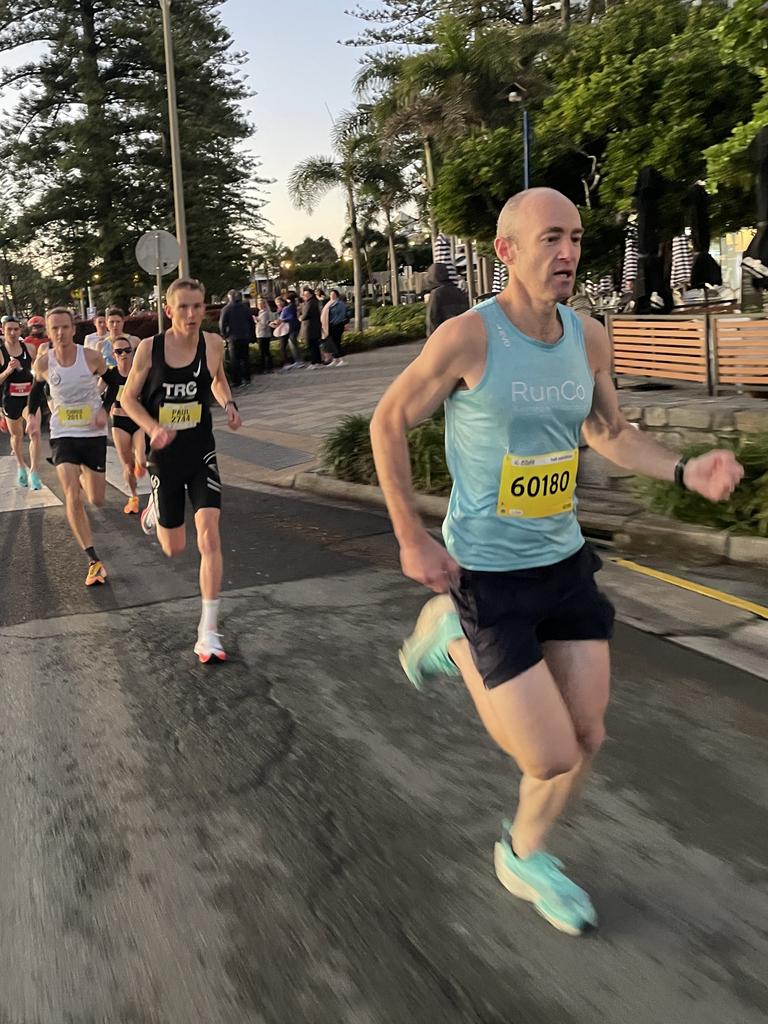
[50,435,107,473]
[112,415,140,437]
[149,446,221,530]
[3,397,28,421]
[450,544,615,689]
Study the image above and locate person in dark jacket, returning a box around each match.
[219,289,256,387]
[300,287,323,367]
[425,263,469,338]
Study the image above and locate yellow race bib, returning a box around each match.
[497,449,578,519]
[58,405,92,427]
[159,402,202,430]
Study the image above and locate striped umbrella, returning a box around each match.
[622,221,638,292]
[671,233,693,289]
[432,232,460,284]
[597,275,614,298]
[492,261,507,293]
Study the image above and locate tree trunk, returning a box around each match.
[561,0,571,28]
[385,208,400,306]
[346,182,364,333]
[522,0,534,25]
[423,137,438,251]
[464,239,476,305]
[585,0,599,22]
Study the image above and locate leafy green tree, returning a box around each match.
[704,0,768,200]
[290,237,339,264]
[0,0,265,304]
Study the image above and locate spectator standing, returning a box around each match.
[255,297,274,374]
[315,287,328,309]
[425,262,470,337]
[219,289,256,388]
[272,298,300,369]
[300,286,322,367]
[285,294,302,365]
[320,288,348,367]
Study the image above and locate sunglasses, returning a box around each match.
[114,347,132,356]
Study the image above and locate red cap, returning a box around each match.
[27,315,45,327]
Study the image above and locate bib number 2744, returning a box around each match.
[497,449,578,519]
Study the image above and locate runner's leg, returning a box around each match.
[57,463,94,549]
[113,426,137,496]
[157,524,187,557]
[22,409,40,474]
[7,416,28,470]
[448,637,583,859]
[194,507,222,600]
[79,466,106,508]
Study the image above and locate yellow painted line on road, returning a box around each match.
[612,557,768,621]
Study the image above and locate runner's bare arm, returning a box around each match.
[208,333,241,430]
[581,317,743,501]
[120,337,162,438]
[371,315,480,589]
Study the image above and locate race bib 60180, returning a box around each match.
[497,449,578,519]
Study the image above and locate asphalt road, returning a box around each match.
[0,460,766,1024]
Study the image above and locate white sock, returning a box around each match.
[199,598,219,638]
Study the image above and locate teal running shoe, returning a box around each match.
[16,466,28,488]
[28,471,42,491]
[398,595,463,691]
[494,821,597,936]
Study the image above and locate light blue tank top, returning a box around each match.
[442,298,593,571]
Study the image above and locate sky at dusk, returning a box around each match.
[0,1,385,252]
[221,0,383,250]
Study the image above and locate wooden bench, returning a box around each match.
[712,315,768,391]
[607,315,710,389]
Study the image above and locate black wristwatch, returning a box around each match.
[674,457,689,489]
[225,399,238,411]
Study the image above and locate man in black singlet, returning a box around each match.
[120,277,241,663]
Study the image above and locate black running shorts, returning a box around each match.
[50,435,107,473]
[112,414,140,437]
[3,397,28,421]
[450,544,615,689]
[149,447,221,530]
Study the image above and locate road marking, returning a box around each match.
[0,456,61,512]
[612,557,768,621]
[106,447,151,497]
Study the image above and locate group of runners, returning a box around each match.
[2,188,745,934]
[2,277,239,663]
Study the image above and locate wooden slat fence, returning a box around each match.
[608,315,710,388]
[712,315,768,391]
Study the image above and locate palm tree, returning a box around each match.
[289,134,365,333]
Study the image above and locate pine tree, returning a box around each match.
[0,0,265,304]
[344,1,525,47]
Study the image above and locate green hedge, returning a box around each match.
[367,304,426,331]
[321,409,452,496]
[633,436,768,536]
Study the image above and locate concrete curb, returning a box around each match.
[291,472,768,568]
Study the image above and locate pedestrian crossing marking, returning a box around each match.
[0,456,61,512]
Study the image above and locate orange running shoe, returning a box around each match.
[85,560,108,586]
[124,495,139,515]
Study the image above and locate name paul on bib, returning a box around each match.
[159,380,202,430]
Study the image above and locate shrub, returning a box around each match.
[368,304,426,330]
[320,409,451,496]
[633,435,768,536]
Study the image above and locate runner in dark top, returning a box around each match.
[0,316,42,489]
[120,277,241,662]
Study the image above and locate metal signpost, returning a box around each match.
[135,229,180,331]
[159,0,189,278]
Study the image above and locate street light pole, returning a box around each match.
[159,0,189,278]
[508,83,531,190]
